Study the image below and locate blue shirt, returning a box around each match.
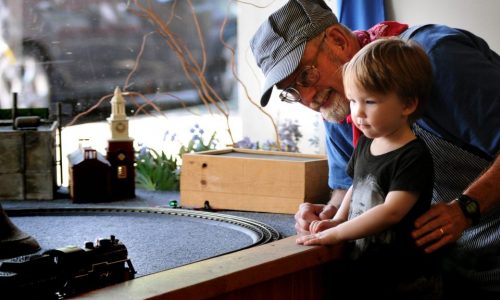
[326,24,500,190]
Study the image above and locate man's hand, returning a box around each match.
[294,203,337,234]
[412,200,471,253]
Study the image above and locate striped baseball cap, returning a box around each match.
[250,0,338,107]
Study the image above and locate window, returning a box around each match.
[1,0,237,124]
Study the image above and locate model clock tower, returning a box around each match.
[107,87,135,199]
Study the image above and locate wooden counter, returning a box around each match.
[76,235,342,299]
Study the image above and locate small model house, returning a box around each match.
[68,147,111,203]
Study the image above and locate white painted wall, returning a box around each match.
[237,0,500,154]
[386,0,500,53]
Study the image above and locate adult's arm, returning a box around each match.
[464,154,500,213]
[323,120,353,192]
[413,155,500,253]
[325,189,347,211]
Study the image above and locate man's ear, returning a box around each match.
[325,25,348,49]
[324,24,359,59]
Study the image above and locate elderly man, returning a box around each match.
[250,0,499,299]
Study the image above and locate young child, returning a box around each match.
[296,38,441,299]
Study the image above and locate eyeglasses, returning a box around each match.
[279,34,325,104]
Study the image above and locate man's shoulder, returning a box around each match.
[400,24,474,49]
[402,24,459,37]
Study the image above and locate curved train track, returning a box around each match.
[6,206,282,249]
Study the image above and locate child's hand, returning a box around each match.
[296,233,323,245]
[296,228,341,246]
[309,219,340,233]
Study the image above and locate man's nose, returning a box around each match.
[300,87,316,103]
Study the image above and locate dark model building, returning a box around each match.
[68,147,111,203]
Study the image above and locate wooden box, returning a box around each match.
[180,148,330,214]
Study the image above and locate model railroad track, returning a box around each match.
[6,207,281,248]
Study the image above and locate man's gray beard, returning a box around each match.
[319,93,350,123]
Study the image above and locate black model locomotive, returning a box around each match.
[0,235,135,299]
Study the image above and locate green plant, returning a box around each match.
[135,148,180,191]
[135,124,218,191]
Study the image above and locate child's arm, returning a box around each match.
[297,190,418,245]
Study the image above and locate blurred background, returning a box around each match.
[0,0,237,120]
